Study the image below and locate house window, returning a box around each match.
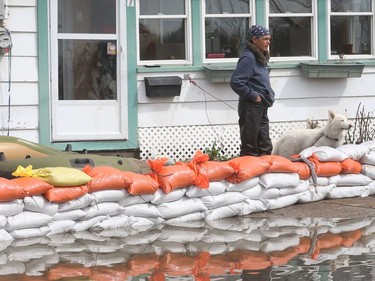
[329,0,373,57]
[137,0,191,64]
[203,0,253,61]
[268,0,315,59]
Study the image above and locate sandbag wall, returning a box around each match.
[0,141,375,240]
[1,216,375,279]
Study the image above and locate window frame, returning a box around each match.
[136,0,192,66]
[327,1,374,60]
[201,0,255,64]
[266,0,318,62]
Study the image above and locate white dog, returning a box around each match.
[272,110,352,158]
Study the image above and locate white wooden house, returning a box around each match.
[0,0,374,161]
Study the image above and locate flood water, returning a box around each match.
[1,216,375,281]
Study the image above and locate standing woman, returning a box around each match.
[230,24,275,157]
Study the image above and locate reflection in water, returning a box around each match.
[1,216,375,280]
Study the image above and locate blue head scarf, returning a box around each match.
[248,24,270,38]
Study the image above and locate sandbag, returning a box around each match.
[11,177,53,196]
[300,146,348,162]
[340,158,362,174]
[149,161,197,193]
[123,171,160,195]
[291,162,311,180]
[309,156,342,177]
[185,181,227,198]
[337,144,369,160]
[43,185,89,203]
[12,165,92,187]
[83,165,131,192]
[0,177,27,202]
[259,172,300,189]
[226,156,270,183]
[260,154,298,173]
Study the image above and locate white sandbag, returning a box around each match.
[329,174,373,186]
[47,220,76,236]
[71,215,106,232]
[259,173,300,189]
[152,240,186,255]
[25,255,60,276]
[91,214,131,230]
[309,176,330,186]
[361,164,375,180]
[88,252,130,267]
[241,184,280,199]
[279,180,309,196]
[264,193,303,210]
[0,228,13,241]
[5,211,53,231]
[362,219,375,236]
[7,245,54,262]
[300,146,348,162]
[0,261,25,275]
[227,239,260,251]
[187,241,227,255]
[361,140,375,149]
[83,202,125,219]
[0,199,24,217]
[123,203,161,218]
[129,217,162,232]
[368,181,375,195]
[157,226,207,243]
[58,193,95,212]
[329,218,372,234]
[260,233,300,252]
[151,188,186,204]
[327,185,369,199]
[157,197,207,219]
[238,199,268,216]
[279,226,310,237]
[226,177,259,192]
[118,194,154,206]
[0,214,6,228]
[121,230,160,246]
[206,216,248,232]
[337,144,369,160]
[54,209,86,221]
[200,192,247,210]
[299,184,335,203]
[92,189,129,203]
[243,228,280,243]
[165,212,206,225]
[266,217,314,228]
[86,240,123,253]
[202,228,246,243]
[10,226,50,239]
[359,233,375,248]
[204,202,243,221]
[23,195,59,216]
[361,150,375,165]
[185,181,227,198]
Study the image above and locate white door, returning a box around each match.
[50,0,128,141]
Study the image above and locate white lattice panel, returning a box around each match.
[139,118,375,161]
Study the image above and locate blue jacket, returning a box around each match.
[230,47,275,107]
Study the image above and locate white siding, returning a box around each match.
[0,2,38,140]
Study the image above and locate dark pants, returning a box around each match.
[238,99,273,156]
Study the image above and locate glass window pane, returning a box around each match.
[205,17,249,58]
[331,0,372,12]
[269,0,312,13]
[269,17,312,56]
[331,16,372,55]
[139,19,186,60]
[58,0,116,33]
[139,0,185,15]
[58,40,117,100]
[205,0,250,14]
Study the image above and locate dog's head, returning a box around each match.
[328,110,352,130]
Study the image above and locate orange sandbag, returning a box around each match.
[123,171,159,195]
[204,255,235,274]
[340,158,362,174]
[260,155,298,173]
[11,177,53,196]
[226,156,270,183]
[150,272,166,281]
[340,229,363,247]
[126,253,160,274]
[291,162,311,180]
[158,252,199,276]
[90,265,129,281]
[148,158,197,193]
[226,249,271,270]
[309,155,342,177]
[83,165,132,192]
[47,263,92,280]
[312,233,344,259]
[296,236,312,254]
[43,185,89,203]
[268,247,299,266]
[0,177,26,202]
